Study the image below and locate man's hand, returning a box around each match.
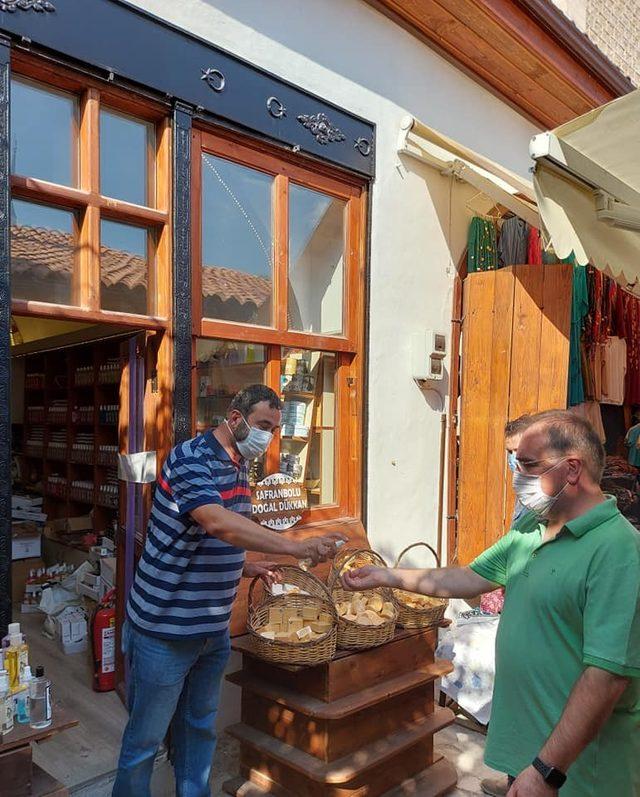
[297,532,348,566]
[342,565,393,591]
[243,561,282,588]
[507,767,557,797]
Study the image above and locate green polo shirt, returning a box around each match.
[470,498,640,797]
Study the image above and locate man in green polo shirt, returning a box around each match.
[343,410,640,796]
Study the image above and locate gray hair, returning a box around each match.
[525,409,605,481]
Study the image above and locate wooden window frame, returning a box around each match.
[191,126,367,525]
[9,52,172,330]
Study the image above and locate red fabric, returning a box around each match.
[480,588,505,615]
[626,296,640,404]
[527,227,542,265]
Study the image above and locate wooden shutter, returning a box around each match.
[456,264,573,564]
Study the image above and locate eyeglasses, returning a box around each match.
[514,457,560,474]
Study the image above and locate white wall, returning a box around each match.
[127,0,539,721]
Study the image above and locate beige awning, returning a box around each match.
[398,116,540,228]
[530,89,640,287]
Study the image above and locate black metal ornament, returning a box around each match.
[297,112,345,145]
[200,67,225,93]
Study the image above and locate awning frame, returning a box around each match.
[398,116,540,229]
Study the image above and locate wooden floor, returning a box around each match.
[17,611,128,790]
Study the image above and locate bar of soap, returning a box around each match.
[310,621,332,634]
[275,631,291,641]
[351,597,367,615]
[260,630,276,640]
[319,611,333,624]
[296,625,313,641]
[269,607,284,625]
[283,607,299,624]
[381,602,395,619]
[302,606,318,622]
[288,617,304,632]
[367,594,384,613]
[336,602,350,617]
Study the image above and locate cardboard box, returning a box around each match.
[54,606,88,655]
[12,524,42,561]
[11,557,45,604]
[45,516,93,540]
[100,557,116,589]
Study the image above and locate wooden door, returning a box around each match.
[456,264,573,564]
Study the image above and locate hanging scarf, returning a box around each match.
[467,217,498,273]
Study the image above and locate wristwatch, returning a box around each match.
[532,757,567,788]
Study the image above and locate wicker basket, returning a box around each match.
[327,547,388,590]
[331,584,397,650]
[247,566,337,667]
[392,543,448,629]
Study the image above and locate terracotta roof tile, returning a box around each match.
[11,225,271,307]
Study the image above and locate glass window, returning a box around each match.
[100,220,150,315]
[100,109,154,206]
[11,199,77,305]
[195,339,267,485]
[281,349,336,505]
[201,154,273,326]
[288,185,345,335]
[11,79,78,187]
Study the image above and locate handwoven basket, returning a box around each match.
[247,565,337,667]
[392,542,448,629]
[331,584,397,650]
[327,546,388,590]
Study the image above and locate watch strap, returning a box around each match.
[533,757,567,788]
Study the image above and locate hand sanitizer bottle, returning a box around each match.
[16,665,32,724]
[0,669,13,735]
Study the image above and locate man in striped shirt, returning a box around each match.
[113,384,345,797]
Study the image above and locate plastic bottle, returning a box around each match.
[15,665,32,724]
[0,669,13,735]
[29,665,52,729]
[1,623,29,692]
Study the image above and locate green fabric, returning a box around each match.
[626,425,640,467]
[467,216,498,273]
[568,264,588,407]
[470,498,640,796]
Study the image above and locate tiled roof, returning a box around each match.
[10,225,271,306]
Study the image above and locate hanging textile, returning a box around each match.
[625,297,640,404]
[580,343,596,402]
[600,336,627,406]
[527,227,543,265]
[467,217,498,273]
[568,264,589,407]
[624,424,640,468]
[498,216,528,267]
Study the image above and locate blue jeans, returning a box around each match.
[112,622,231,797]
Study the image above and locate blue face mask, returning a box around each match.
[507,451,517,472]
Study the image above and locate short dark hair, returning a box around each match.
[525,409,605,481]
[228,384,281,417]
[505,415,532,439]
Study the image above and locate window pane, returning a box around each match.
[288,185,345,335]
[11,199,76,305]
[201,154,273,325]
[195,339,266,485]
[280,349,336,505]
[100,109,154,206]
[100,220,150,315]
[11,79,77,187]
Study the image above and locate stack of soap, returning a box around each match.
[256,603,333,643]
[394,589,441,609]
[335,592,395,626]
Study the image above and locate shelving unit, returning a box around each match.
[15,338,123,541]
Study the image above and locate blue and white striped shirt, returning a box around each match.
[127,431,250,639]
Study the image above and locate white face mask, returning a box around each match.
[512,459,568,519]
[227,416,273,460]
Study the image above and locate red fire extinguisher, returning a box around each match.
[91,588,116,692]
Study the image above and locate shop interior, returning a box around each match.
[10,314,130,787]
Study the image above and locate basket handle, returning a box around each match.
[394,542,441,569]
[248,564,334,612]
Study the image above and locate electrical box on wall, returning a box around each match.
[412,331,446,382]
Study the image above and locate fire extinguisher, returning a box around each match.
[91,588,116,692]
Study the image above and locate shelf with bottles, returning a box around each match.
[96,445,119,468]
[97,357,121,386]
[98,404,119,426]
[44,473,68,500]
[46,427,68,463]
[96,468,119,509]
[25,372,45,391]
[71,404,95,426]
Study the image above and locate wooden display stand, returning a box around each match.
[224,628,457,797]
[0,702,77,797]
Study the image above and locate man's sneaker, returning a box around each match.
[480,777,509,796]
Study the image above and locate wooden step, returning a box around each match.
[228,660,452,720]
[223,755,457,797]
[227,706,455,785]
